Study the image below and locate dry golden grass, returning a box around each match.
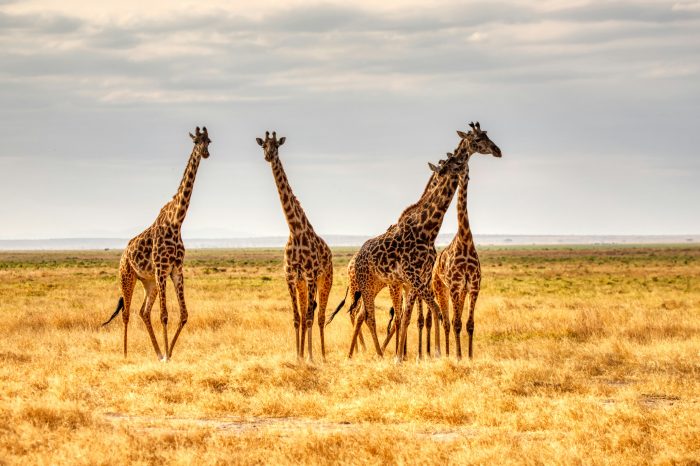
[1,245,699,465]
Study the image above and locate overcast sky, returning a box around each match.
[0,0,698,239]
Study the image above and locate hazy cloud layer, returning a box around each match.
[0,1,699,238]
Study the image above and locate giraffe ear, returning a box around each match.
[256,138,264,146]
[278,137,286,146]
[457,130,469,139]
[428,162,439,172]
[190,132,196,141]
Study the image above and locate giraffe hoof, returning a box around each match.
[160,356,169,363]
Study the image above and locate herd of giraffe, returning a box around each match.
[102,123,502,363]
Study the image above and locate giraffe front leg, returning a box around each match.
[167,268,188,360]
[466,289,479,359]
[419,288,443,358]
[362,299,383,358]
[433,276,450,358]
[156,272,169,362]
[425,299,432,357]
[305,279,318,362]
[417,299,425,360]
[450,288,466,360]
[285,278,301,358]
[297,280,309,360]
[397,291,417,362]
[139,280,163,359]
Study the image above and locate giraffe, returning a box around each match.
[101,126,211,361]
[389,122,502,359]
[429,121,501,359]
[331,158,449,357]
[256,131,333,362]
[328,147,468,360]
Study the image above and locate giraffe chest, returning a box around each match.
[284,237,330,276]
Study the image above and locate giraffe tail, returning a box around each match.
[101,297,124,327]
[325,287,349,326]
[387,307,395,335]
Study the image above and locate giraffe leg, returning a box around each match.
[397,291,417,361]
[433,275,449,358]
[417,299,425,360]
[352,309,368,352]
[285,277,301,358]
[167,267,188,360]
[305,278,319,362]
[425,299,432,357]
[381,312,398,353]
[297,280,309,360]
[317,271,332,362]
[466,288,479,359]
[156,271,169,361]
[362,298,383,357]
[348,309,365,359]
[433,304,442,357]
[119,263,137,358]
[450,287,466,359]
[418,287,443,359]
[381,285,402,354]
[139,279,162,359]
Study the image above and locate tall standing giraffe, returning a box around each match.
[257,131,333,362]
[430,121,501,359]
[102,126,211,361]
[328,148,467,360]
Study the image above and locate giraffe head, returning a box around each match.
[457,121,502,159]
[428,152,467,176]
[189,126,211,158]
[256,131,286,162]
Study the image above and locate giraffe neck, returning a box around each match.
[270,157,311,235]
[456,169,473,244]
[399,143,468,239]
[397,172,437,224]
[172,148,201,224]
[394,168,458,245]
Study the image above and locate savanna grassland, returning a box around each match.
[1,245,699,465]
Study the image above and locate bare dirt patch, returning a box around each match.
[103,412,476,441]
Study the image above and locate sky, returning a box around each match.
[0,0,698,239]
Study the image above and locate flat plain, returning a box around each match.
[1,245,699,465]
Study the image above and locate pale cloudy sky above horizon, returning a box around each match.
[0,0,698,239]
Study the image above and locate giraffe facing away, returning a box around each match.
[257,131,333,362]
[102,126,211,361]
[328,147,468,360]
[425,121,502,359]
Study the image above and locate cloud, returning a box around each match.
[0,1,699,237]
[1,1,698,105]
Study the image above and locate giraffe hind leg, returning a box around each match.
[119,264,137,358]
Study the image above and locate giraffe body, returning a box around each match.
[257,131,333,362]
[102,127,211,361]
